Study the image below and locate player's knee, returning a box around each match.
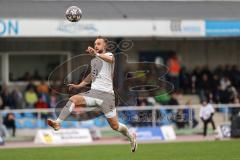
[69,95,81,104]
[69,96,77,104]
[110,123,119,131]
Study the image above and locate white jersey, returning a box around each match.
[199,104,215,120]
[90,52,114,93]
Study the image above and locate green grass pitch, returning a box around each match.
[1,140,240,160]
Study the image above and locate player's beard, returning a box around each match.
[97,49,105,54]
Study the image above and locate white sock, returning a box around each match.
[117,123,133,142]
[56,101,75,123]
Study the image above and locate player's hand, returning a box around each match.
[67,84,80,91]
[86,46,97,56]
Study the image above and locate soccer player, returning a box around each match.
[47,36,137,152]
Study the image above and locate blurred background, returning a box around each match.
[1,0,240,147]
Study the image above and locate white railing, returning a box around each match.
[1,104,239,128]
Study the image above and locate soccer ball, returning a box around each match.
[65,6,82,22]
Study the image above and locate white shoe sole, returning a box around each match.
[131,133,137,153]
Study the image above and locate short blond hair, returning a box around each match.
[96,36,108,44]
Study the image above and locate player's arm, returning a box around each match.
[68,74,92,90]
[86,46,114,64]
[78,73,92,87]
[96,53,114,64]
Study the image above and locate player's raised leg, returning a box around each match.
[47,95,86,131]
[107,115,137,152]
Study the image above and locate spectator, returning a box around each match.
[214,65,225,78]
[167,92,179,114]
[3,113,16,137]
[198,74,211,101]
[220,76,231,91]
[219,76,237,103]
[231,97,240,120]
[167,53,180,91]
[38,92,50,105]
[199,100,216,137]
[1,85,13,109]
[35,97,48,109]
[175,109,185,129]
[37,80,49,94]
[168,92,179,106]
[0,113,9,138]
[35,96,49,119]
[211,74,220,103]
[137,97,148,106]
[202,65,212,80]
[191,66,202,93]
[183,100,198,128]
[26,80,36,92]
[11,88,25,109]
[136,97,151,126]
[0,95,4,110]
[231,65,240,89]
[49,90,58,108]
[25,87,38,108]
[179,66,191,94]
[175,100,199,129]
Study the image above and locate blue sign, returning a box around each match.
[133,127,164,141]
[206,20,240,36]
[0,19,19,36]
[57,22,97,34]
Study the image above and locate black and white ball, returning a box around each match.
[65,6,82,22]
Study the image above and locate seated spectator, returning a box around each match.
[38,88,50,103]
[25,87,38,108]
[211,74,220,103]
[230,97,240,120]
[35,97,49,109]
[183,100,198,128]
[191,66,202,93]
[26,80,36,92]
[219,76,238,103]
[220,76,231,91]
[179,66,191,94]
[167,92,179,113]
[37,80,49,94]
[198,73,211,101]
[231,65,240,89]
[168,92,179,105]
[0,96,4,110]
[3,113,16,137]
[175,109,185,129]
[136,97,151,126]
[49,90,58,108]
[137,97,148,106]
[35,96,49,120]
[0,113,9,138]
[1,85,13,109]
[155,93,170,105]
[11,88,25,109]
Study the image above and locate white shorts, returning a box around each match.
[80,89,116,118]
